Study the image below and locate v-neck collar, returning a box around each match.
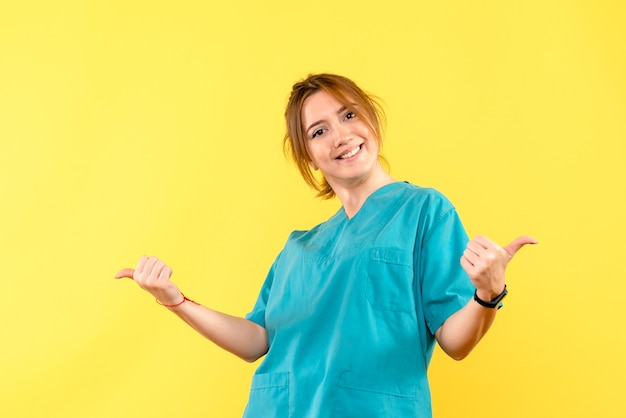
[336,181,407,224]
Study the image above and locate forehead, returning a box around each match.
[301,90,350,125]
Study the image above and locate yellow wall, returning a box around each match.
[1,1,624,416]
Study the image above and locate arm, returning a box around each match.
[115,256,268,363]
[435,235,536,360]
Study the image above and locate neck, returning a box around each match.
[331,165,396,219]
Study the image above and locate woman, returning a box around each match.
[116,73,535,417]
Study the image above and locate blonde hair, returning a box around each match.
[283,74,386,199]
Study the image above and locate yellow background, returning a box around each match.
[1,1,624,417]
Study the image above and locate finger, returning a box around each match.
[135,255,149,274]
[142,256,159,278]
[462,248,478,266]
[115,268,135,279]
[503,236,538,257]
[460,256,476,277]
[465,240,485,256]
[157,265,172,282]
[149,259,166,278]
[473,235,496,249]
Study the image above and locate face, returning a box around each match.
[301,90,380,189]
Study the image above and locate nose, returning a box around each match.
[333,124,352,148]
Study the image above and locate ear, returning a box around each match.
[309,160,318,170]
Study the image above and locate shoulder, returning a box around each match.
[396,182,456,213]
[285,213,337,244]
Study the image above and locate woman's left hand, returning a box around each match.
[461,235,537,300]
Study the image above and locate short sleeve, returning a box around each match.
[419,205,474,335]
[245,252,282,328]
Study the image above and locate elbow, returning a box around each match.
[239,323,269,363]
[240,346,269,363]
[436,329,479,361]
[448,351,470,361]
[242,353,262,363]
[440,344,475,361]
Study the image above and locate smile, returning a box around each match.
[338,145,362,159]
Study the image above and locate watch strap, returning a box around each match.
[473,285,507,309]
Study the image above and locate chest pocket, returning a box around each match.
[366,248,414,313]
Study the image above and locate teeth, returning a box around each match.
[339,145,360,159]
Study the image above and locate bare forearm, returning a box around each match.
[435,299,497,360]
[115,258,268,362]
[168,301,268,362]
[440,235,536,360]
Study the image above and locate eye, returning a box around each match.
[311,129,324,139]
[345,111,356,120]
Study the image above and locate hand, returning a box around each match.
[115,256,183,305]
[460,235,537,300]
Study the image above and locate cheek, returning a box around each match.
[357,123,376,141]
[304,144,320,169]
[363,129,380,150]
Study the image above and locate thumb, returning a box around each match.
[503,236,538,258]
[114,268,135,280]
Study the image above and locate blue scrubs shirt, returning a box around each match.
[244,182,474,417]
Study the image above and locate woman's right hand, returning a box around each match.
[115,256,183,306]
[116,256,268,362]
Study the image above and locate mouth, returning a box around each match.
[337,144,362,160]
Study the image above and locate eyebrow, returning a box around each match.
[305,105,349,135]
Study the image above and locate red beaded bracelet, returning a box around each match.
[156,293,199,308]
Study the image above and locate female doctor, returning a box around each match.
[116,73,535,417]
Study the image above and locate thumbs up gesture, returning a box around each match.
[114,256,183,306]
[461,235,537,300]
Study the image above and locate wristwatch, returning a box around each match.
[473,285,507,309]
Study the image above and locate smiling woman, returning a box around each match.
[283,73,387,201]
[300,90,390,214]
[115,73,536,418]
